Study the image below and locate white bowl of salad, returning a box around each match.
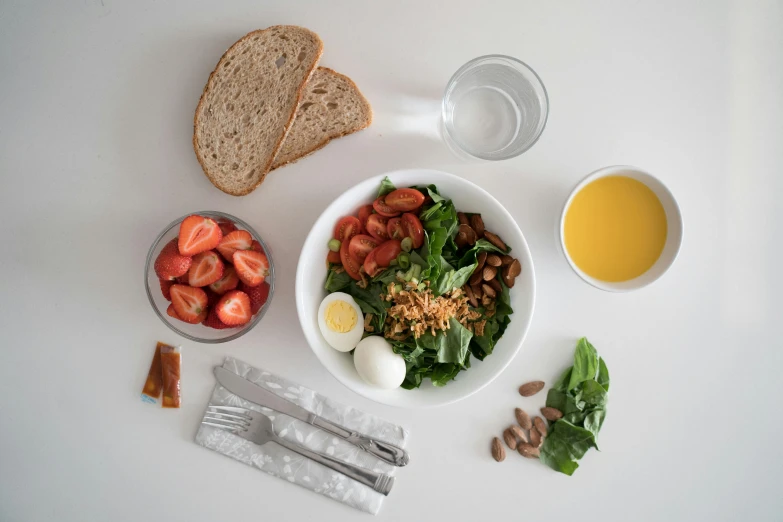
[296,169,536,407]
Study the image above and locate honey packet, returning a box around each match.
[141,342,181,408]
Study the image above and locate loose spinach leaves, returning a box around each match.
[539,337,610,476]
[378,177,397,197]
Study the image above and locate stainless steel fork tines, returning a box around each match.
[203,405,252,433]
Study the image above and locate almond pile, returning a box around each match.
[490,380,563,462]
[457,213,522,310]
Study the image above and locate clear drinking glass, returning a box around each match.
[442,55,549,161]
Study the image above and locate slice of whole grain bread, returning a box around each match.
[271,67,372,170]
[193,26,323,196]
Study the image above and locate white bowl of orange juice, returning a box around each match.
[559,165,683,292]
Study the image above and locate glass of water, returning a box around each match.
[442,55,549,161]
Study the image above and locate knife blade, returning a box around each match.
[214,367,409,467]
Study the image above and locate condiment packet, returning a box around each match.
[141,342,181,408]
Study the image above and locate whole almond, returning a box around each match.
[464,285,478,308]
[503,428,518,450]
[491,437,505,462]
[455,230,468,248]
[533,416,548,437]
[483,265,497,281]
[476,251,487,272]
[502,259,522,288]
[541,407,563,421]
[509,425,528,443]
[529,426,541,447]
[459,224,477,245]
[484,231,508,251]
[487,278,502,294]
[457,212,469,226]
[486,254,502,267]
[500,255,513,266]
[514,408,532,430]
[518,380,545,397]
[518,443,540,459]
[470,214,485,238]
[481,283,496,299]
[471,282,483,299]
[469,270,483,287]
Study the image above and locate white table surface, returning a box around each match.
[1,1,781,520]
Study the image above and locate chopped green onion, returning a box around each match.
[397,253,410,269]
[401,237,413,252]
[417,283,426,291]
[389,259,398,267]
[328,239,341,252]
[411,263,422,280]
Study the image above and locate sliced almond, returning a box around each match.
[483,265,497,281]
[503,428,518,450]
[515,408,532,430]
[470,214,485,238]
[518,380,545,397]
[518,443,540,459]
[491,437,505,462]
[484,231,507,251]
[541,407,563,421]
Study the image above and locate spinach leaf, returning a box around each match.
[471,319,500,360]
[494,282,513,322]
[324,268,351,292]
[372,267,398,285]
[432,263,476,296]
[567,337,599,391]
[539,421,598,476]
[378,177,396,197]
[583,408,606,437]
[431,363,460,386]
[415,318,473,365]
[421,228,448,281]
[542,338,609,475]
[579,379,608,408]
[345,283,388,317]
[597,357,610,392]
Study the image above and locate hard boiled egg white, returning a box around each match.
[317,292,364,352]
[353,336,406,389]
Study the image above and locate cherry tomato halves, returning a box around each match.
[384,188,425,212]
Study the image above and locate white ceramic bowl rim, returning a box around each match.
[295,169,536,408]
[558,165,684,292]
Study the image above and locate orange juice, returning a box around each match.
[564,176,667,282]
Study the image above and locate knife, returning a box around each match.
[214,367,410,467]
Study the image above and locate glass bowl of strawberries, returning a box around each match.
[145,211,274,343]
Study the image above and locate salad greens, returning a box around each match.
[323,177,515,389]
[539,338,610,475]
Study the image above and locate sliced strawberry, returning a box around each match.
[216,290,252,325]
[216,218,237,237]
[187,250,224,287]
[217,230,253,262]
[154,239,192,280]
[233,250,270,287]
[159,279,174,301]
[178,215,222,256]
[251,240,263,253]
[209,265,239,294]
[166,303,181,320]
[240,281,270,315]
[169,284,208,324]
[175,274,190,285]
[203,307,233,329]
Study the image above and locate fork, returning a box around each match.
[203,406,394,496]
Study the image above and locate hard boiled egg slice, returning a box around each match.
[353,336,406,389]
[317,292,364,352]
